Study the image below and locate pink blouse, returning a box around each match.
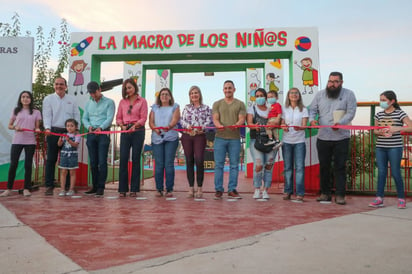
[116,96,148,126]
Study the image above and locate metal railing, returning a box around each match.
[26,127,412,195]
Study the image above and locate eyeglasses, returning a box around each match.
[160,93,170,97]
[127,105,133,114]
[328,80,341,84]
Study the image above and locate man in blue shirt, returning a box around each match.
[82,81,115,197]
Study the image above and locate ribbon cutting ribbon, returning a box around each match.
[20,124,396,138]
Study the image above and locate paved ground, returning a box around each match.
[1,171,411,273]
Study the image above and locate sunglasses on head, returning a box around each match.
[127,105,133,114]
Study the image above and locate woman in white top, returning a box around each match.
[281,88,308,202]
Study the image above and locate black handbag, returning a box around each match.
[254,132,274,153]
[252,106,275,153]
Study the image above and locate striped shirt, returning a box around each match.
[375,109,407,148]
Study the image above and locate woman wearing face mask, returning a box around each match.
[369,90,412,209]
[246,88,278,200]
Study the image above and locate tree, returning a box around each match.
[1,13,71,111]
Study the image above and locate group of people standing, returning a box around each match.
[2,73,412,209]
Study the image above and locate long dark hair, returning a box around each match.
[255,88,267,99]
[14,91,34,115]
[122,78,139,99]
[381,90,401,110]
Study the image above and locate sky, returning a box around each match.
[1,0,412,122]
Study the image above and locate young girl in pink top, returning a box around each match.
[1,91,41,197]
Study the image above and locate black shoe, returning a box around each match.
[228,189,242,199]
[95,189,104,197]
[84,188,97,195]
[45,187,54,196]
[335,196,346,205]
[316,194,331,202]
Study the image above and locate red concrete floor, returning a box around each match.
[0,170,378,271]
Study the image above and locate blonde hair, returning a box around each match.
[189,85,203,105]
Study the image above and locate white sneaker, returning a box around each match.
[23,189,31,197]
[58,191,66,197]
[66,190,75,196]
[273,141,283,151]
[264,139,276,146]
[262,190,270,199]
[0,189,12,197]
[253,189,261,199]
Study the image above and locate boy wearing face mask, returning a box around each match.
[265,90,282,149]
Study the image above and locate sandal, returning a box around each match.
[119,192,126,197]
[283,193,292,200]
[195,187,203,198]
[130,192,137,197]
[156,191,163,197]
[187,187,194,198]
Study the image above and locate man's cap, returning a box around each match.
[87,81,100,93]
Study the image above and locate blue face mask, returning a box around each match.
[267,98,277,105]
[380,101,390,110]
[255,97,266,106]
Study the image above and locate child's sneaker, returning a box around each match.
[66,190,75,196]
[262,190,270,199]
[58,191,66,197]
[273,141,283,151]
[253,189,261,199]
[368,197,384,207]
[265,139,276,146]
[398,199,406,209]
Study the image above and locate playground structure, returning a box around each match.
[67,27,320,183]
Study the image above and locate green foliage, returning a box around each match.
[346,130,375,188]
[1,13,71,113]
[55,19,70,78]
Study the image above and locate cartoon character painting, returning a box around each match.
[248,69,262,106]
[155,69,169,97]
[249,82,258,105]
[70,60,88,96]
[266,72,280,93]
[128,69,140,85]
[294,57,318,94]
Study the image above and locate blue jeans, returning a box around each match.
[282,142,306,196]
[249,139,276,188]
[376,146,405,199]
[152,139,179,192]
[86,133,110,190]
[118,130,145,193]
[213,137,241,192]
